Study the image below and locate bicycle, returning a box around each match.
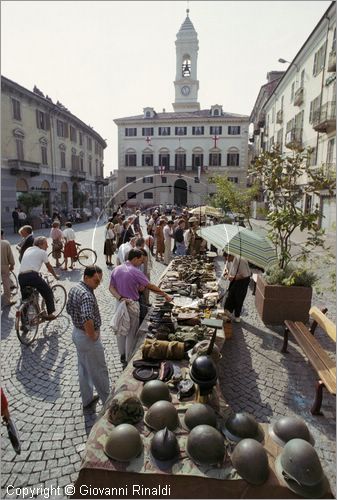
[15,275,67,345]
[1,271,18,297]
[48,244,97,268]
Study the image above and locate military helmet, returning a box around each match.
[104,424,143,462]
[140,380,171,408]
[108,391,144,426]
[275,439,328,498]
[184,403,217,430]
[145,400,179,431]
[222,412,264,442]
[189,340,222,365]
[269,416,312,447]
[150,427,180,461]
[187,424,225,466]
[190,355,217,386]
[231,438,269,485]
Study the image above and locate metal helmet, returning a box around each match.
[187,424,225,466]
[190,355,217,386]
[184,403,217,430]
[223,412,264,442]
[231,438,269,485]
[189,340,222,365]
[150,427,180,461]
[275,439,328,498]
[140,380,171,408]
[145,400,179,431]
[104,424,143,462]
[108,391,144,426]
[269,416,312,447]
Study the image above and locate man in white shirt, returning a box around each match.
[163,221,174,265]
[222,252,251,323]
[18,236,59,320]
[116,236,137,266]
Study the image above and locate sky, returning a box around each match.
[1,1,331,176]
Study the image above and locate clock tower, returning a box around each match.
[173,9,200,112]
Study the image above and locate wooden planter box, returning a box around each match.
[255,275,312,325]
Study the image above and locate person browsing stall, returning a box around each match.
[222,252,251,323]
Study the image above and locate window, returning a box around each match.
[87,137,92,151]
[36,110,49,130]
[41,146,48,165]
[290,82,295,102]
[12,99,21,120]
[210,126,222,135]
[95,142,99,154]
[213,109,219,116]
[79,132,83,146]
[192,126,204,135]
[175,127,187,136]
[192,153,203,169]
[227,153,240,166]
[127,192,137,200]
[327,138,335,164]
[228,126,240,135]
[126,176,136,183]
[228,177,238,183]
[143,176,153,183]
[300,69,305,88]
[209,153,221,166]
[332,28,336,51]
[313,42,327,76]
[309,94,321,123]
[60,150,66,169]
[57,120,68,138]
[272,108,275,124]
[142,127,154,136]
[125,153,137,166]
[144,192,153,199]
[175,153,186,170]
[71,154,79,170]
[276,128,283,152]
[16,138,24,160]
[142,154,153,167]
[161,177,167,183]
[70,126,77,142]
[308,147,317,167]
[88,158,92,175]
[159,153,170,168]
[125,128,137,137]
[159,127,170,136]
[80,156,84,172]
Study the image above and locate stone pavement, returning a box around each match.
[1,217,335,498]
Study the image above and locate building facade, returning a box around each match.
[113,11,249,210]
[104,170,119,215]
[1,76,107,227]
[250,2,336,232]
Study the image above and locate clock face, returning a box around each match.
[181,85,191,96]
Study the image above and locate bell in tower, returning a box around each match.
[182,58,191,77]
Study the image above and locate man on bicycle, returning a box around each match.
[18,236,60,321]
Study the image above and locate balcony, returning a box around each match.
[70,168,86,181]
[95,175,109,186]
[328,49,336,72]
[276,110,283,124]
[8,159,41,177]
[293,87,304,107]
[323,162,336,180]
[312,101,336,133]
[285,128,303,150]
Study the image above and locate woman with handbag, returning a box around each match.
[104,221,116,266]
[49,221,64,267]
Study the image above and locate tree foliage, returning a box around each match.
[17,193,43,214]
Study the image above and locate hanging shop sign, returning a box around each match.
[31,187,57,192]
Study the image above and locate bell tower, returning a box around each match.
[173,9,200,112]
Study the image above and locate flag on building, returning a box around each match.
[159,165,165,176]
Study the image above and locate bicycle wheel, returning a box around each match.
[47,250,65,268]
[77,248,97,267]
[16,302,39,345]
[9,272,18,296]
[51,284,67,317]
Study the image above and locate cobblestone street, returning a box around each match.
[1,218,335,498]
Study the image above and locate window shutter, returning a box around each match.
[192,127,195,135]
[159,128,162,136]
[192,154,195,166]
[36,110,40,128]
[46,114,50,130]
[142,128,145,136]
[64,123,69,138]
[201,126,204,134]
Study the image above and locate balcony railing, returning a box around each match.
[293,87,304,107]
[70,168,86,181]
[285,128,303,149]
[312,101,336,133]
[328,49,336,72]
[276,110,283,124]
[95,175,108,186]
[8,159,41,177]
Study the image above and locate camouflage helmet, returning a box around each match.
[231,438,269,485]
[190,355,217,386]
[104,424,143,462]
[187,424,225,466]
[140,380,171,408]
[184,403,217,430]
[222,412,264,443]
[107,391,144,426]
[150,427,180,461]
[189,340,222,365]
[275,439,328,498]
[145,400,179,431]
[269,416,312,447]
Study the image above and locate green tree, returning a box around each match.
[17,193,43,215]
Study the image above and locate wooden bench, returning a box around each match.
[282,306,336,415]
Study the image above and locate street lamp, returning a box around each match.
[278,58,299,71]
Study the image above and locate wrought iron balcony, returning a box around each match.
[285,128,303,149]
[70,168,86,181]
[312,101,336,133]
[8,159,41,177]
[328,49,336,72]
[293,87,304,106]
[276,109,283,124]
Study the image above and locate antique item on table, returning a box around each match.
[222,412,264,443]
[188,339,222,364]
[176,379,195,400]
[183,403,217,430]
[107,392,144,425]
[132,359,161,382]
[275,438,329,498]
[150,427,180,461]
[158,361,174,382]
[186,424,225,466]
[145,400,179,431]
[104,424,143,462]
[230,438,269,485]
[269,415,313,447]
[142,339,185,360]
[140,380,171,408]
[190,355,218,402]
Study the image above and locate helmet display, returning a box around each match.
[104,424,143,462]
[275,438,328,498]
[269,416,312,447]
[190,355,217,386]
[140,380,171,408]
[187,424,225,466]
[184,403,217,430]
[108,392,144,425]
[222,412,264,442]
[189,340,222,364]
[145,400,179,431]
[150,427,180,461]
[231,438,269,485]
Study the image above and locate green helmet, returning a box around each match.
[187,424,225,466]
[140,380,171,408]
[145,400,179,431]
[151,427,179,461]
[108,391,144,426]
[184,403,217,430]
[223,412,264,442]
[104,424,143,462]
[269,416,312,447]
[275,439,328,498]
[231,439,269,485]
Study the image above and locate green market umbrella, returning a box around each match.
[197,224,277,270]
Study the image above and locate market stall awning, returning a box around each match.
[189,206,223,217]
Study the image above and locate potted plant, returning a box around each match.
[250,146,335,325]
